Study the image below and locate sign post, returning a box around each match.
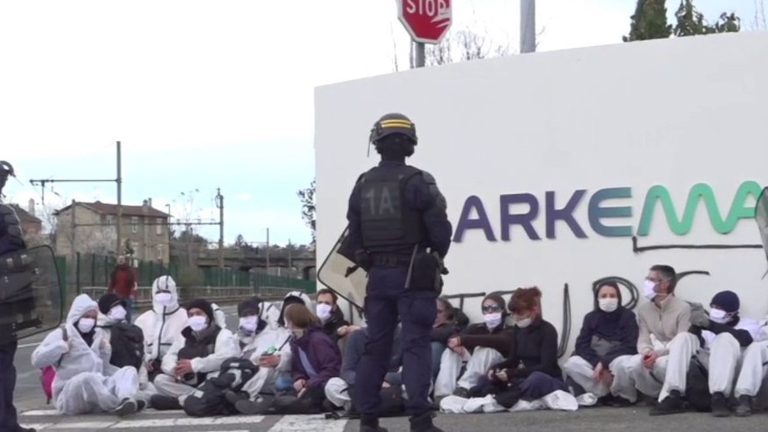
[397,0,452,67]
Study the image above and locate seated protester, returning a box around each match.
[315,289,350,343]
[273,291,315,393]
[325,326,403,415]
[626,265,691,400]
[434,292,514,398]
[97,293,146,374]
[273,303,342,414]
[31,294,140,416]
[230,297,294,414]
[258,299,281,330]
[134,275,187,384]
[651,290,759,417]
[734,313,768,416]
[431,297,461,380]
[151,299,240,410]
[212,303,228,329]
[563,282,639,406]
[468,287,564,409]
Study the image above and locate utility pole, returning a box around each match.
[116,141,123,256]
[70,199,77,276]
[266,228,270,274]
[414,42,425,67]
[520,0,536,54]
[215,188,224,269]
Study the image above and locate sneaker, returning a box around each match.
[576,392,599,407]
[235,395,275,415]
[735,395,752,417]
[711,392,731,417]
[601,394,634,407]
[224,390,250,406]
[649,390,686,416]
[113,398,138,417]
[452,387,470,399]
[136,399,147,412]
[149,394,182,411]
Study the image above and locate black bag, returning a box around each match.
[109,322,144,370]
[347,384,405,418]
[685,358,711,412]
[183,357,259,417]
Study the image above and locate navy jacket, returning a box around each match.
[573,307,639,368]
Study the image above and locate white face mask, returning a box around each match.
[77,317,96,334]
[642,280,657,300]
[155,292,173,306]
[239,316,259,333]
[515,317,533,328]
[709,308,730,324]
[484,312,502,329]
[598,298,619,313]
[188,315,208,332]
[108,305,127,322]
[316,304,333,321]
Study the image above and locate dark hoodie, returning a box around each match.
[291,325,342,390]
[572,287,638,368]
[321,306,350,343]
[493,318,561,379]
[459,293,514,357]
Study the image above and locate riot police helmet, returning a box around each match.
[0,160,14,192]
[369,113,417,145]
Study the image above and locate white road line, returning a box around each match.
[268,414,348,432]
[19,424,54,430]
[21,409,60,416]
[18,342,42,348]
[109,415,265,428]
[49,421,118,429]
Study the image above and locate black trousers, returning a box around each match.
[0,339,19,431]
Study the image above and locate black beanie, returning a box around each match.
[186,298,214,322]
[98,293,125,314]
[238,296,262,317]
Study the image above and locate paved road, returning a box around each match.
[13,305,768,431]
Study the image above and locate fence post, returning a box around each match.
[91,253,96,287]
[76,252,82,295]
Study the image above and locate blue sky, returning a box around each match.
[0,0,761,247]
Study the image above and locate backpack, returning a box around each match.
[109,322,144,370]
[183,357,259,417]
[40,326,68,404]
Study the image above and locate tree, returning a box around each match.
[425,28,511,66]
[754,0,767,30]
[297,180,316,245]
[624,0,741,41]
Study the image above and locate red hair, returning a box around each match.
[508,287,542,314]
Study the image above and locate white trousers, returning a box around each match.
[324,377,352,410]
[240,367,279,399]
[626,352,669,398]
[154,373,198,403]
[55,367,139,415]
[735,341,768,398]
[658,332,742,401]
[563,355,636,402]
[434,347,503,397]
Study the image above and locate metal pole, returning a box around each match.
[414,42,426,67]
[216,188,224,269]
[116,141,123,256]
[266,228,270,274]
[520,0,536,54]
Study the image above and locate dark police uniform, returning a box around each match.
[0,161,30,432]
[345,114,451,431]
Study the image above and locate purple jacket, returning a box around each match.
[290,325,342,389]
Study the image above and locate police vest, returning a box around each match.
[358,165,425,252]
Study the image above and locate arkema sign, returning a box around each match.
[315,33,768,336]
[453,181,764,242]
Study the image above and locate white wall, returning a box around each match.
[315,33,768,353]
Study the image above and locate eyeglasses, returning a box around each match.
[482,304,502,313]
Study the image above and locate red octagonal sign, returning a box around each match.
[398,0,452,44]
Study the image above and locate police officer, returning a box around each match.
[0,161,35,432]
[345,113,452,432]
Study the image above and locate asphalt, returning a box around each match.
[13,305,768,431]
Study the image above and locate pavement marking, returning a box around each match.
[49,421,118,429]
[19,424,54,430]
[268,414,347,432]
[21,409,61,416]
[18,342,42,348]
[110,415,265,428]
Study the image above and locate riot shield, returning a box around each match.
[317,227,368,316]
[0,245,64,342]
[757,187,768,278]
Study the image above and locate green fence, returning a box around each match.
[252,272,316,294]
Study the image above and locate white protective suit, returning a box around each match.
[238,320,293,398]
[31,294,139,415]
[153,323,240,403]
[134,276,188,380]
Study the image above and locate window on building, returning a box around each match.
[156,218,163,236]
[106,215,115,225]
[131,216,139,233]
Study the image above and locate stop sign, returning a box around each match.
[398,0,452,44]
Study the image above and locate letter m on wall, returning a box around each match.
[636,181,763,236]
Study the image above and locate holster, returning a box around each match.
[407,251,444,294]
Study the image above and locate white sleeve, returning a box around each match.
[190,330,240,374]
[161,337,184,376]
[31,328,68,369]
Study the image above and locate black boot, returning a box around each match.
[360,415,388,432]
[409,411,444,432]
[649,390,686,416]
[710,392,731,417]
[735,395,752,417]
[150,394,182,411]
[235,395,275,415]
